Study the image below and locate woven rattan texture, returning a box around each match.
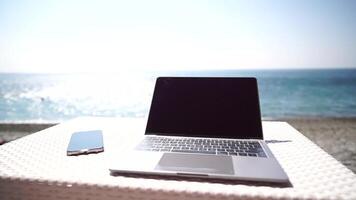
[1,117,356,199]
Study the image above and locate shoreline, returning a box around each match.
[0,117,355,174]
[1,116,355,132]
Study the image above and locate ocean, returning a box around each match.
[1,69,356,123]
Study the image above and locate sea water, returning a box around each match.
[1,69,356,122]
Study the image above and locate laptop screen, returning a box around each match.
[145,77,263,139]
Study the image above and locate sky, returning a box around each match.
[0,0,356,73]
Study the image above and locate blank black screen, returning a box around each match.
[145,77,263,139]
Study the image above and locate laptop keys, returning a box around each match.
[136,137,267,158]
[172,149,216,155]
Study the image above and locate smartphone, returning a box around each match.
[67,130,104,156]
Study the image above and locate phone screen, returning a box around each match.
[67,130,104,156]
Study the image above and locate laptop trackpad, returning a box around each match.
[155,153,234,175]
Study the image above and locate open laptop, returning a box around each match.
[110,77,289,184]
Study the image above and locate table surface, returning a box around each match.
[1,117,356,200]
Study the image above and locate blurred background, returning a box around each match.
[0,0,355,172]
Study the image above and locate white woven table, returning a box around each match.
[1,117,355,200]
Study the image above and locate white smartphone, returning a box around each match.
[67,130,104,156]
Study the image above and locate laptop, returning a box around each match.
[110,77,289,184]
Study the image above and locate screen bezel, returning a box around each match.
[145,77,263,139]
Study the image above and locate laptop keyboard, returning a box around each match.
[136,136,267,157]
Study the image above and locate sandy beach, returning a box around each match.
[285,118,356,173]
[1,118,355,173]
